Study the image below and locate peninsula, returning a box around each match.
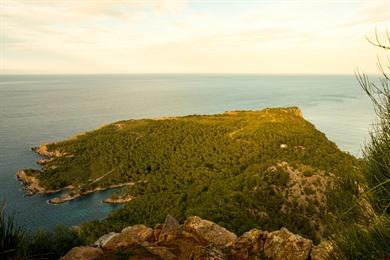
[17,107,364,244]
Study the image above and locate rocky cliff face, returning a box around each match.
[16,169,60,195]
[62,215,333,260]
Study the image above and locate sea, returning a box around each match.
[0,74,376,231]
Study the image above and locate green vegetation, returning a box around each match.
[23,225,86,259]
[35,107,356,191]
[8,33,389,260]
[8,32,389,259]
[1,202,25,259]
[0,202,85,259]
[26,107,362,243]
[331,33,390,259]
[12,67,390,258]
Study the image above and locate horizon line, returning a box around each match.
[0,72,381,76]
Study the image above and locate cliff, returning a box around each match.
[16,169,60,195]
[63,215,333,260]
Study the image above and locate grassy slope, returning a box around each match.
[27,107,362,243]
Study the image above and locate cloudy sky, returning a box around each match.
[0,0,389,74]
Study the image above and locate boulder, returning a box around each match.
[153,223,164,241]
[264,228,312,260]
[146,246,177,259]
[310,240,333,260]
[94,232,118,248]
[183,216,237,247]
[190,245,225,260]
[121,224,154,241]
[61,246,103,260]
[230,229,268,259]
[158,215,182,242]
[102,224,153,250]
[62,216,325,260]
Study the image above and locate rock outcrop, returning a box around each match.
[61,246,103,260]
[33,144,65,158]
[102,224,153,251]
[183,216,237,247]
[103,194,134,204]
[263,227,313,260]
[230,229,268,259]
[16,170,59,195]
[310,240,334,260]
[63,216,331,259]
[48,183,134,204]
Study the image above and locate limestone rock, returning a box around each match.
[183,216,237,247]
[146,246,177,259]
[121,224,154,242]
[230,229,268,259]
[94,232,118,248]
[63,216,323,260]
[158,215,182,242]
[61,246,103,260]
[190,245,226,260]
[153,223,163,242]
[16,170,46,195]
[102,224,153,250]
[310,240,333,260]
[264,227,312,260]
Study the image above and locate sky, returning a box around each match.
[0,0,389,74]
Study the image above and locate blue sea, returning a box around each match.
[0,74,376,231]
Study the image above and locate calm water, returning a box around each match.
[0,74,376,231]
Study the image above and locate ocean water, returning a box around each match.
[0,74,376,231]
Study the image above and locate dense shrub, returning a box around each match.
[0,202,25,259]
[331,32,390,259]
[1,204,86,259]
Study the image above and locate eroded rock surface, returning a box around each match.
[158,214,182,242]
[230,229,268,259]
[102,224,153,251]
[61,246,103,260]
[264,227,313,260]
[63,215,326,260]
[183,216,237,247]
[310,240,334,260]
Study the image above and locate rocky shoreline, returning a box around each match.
[103,193,134,204]
[32,144,65,158]
[16,170,61,196]
[62,215,333,260]
[48,183,134,204]
[16,144,65,196]
[17,144,136,204]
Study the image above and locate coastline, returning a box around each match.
[16,107,304,203]
[48,183,134,204]
[16,170,62,196]
[17,144,136,204]
[103,193,134,204]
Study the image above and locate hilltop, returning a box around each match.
[18,107,363,243]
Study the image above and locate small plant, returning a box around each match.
[0,201,26,259]
[25,225,86,259]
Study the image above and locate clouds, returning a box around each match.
[0,0,389,74]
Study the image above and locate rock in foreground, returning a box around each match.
[63,216,330,259]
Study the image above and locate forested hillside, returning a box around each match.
[21,107,362,243]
